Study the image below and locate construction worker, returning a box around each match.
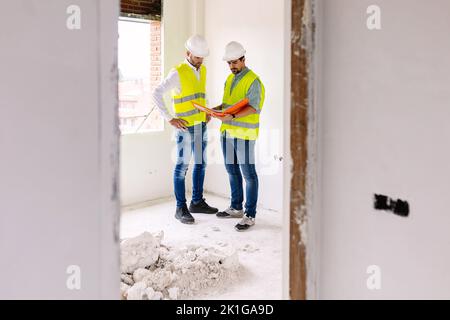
[212,41,265,231]
[152,35,218,224]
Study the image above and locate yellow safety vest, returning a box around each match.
[220,70,265,140]
[172,62,207,127]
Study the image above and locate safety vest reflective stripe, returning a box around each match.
[222,121,260,129]
[175,109,201,117]
[173,92,206,104]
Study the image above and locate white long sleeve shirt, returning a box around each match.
[152,59,204,122]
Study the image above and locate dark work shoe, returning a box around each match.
[175,205,195,224]
[235,215,255,231]
[189,198,218,214]
[216,207,244,219]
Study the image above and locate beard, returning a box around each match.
[188,57,201,69]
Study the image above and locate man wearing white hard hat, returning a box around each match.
[212,41,266,231]
[152,35,218,224]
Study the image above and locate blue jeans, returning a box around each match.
[174,123,207,208]
[221,134,258,217]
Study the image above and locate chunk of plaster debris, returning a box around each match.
[121,232,161,273]
[168,287,179,300]
[127,282,148,300]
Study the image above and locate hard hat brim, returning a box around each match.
[222,52,246,61]
[185,44,210,58]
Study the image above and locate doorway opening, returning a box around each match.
[118,0,298,300]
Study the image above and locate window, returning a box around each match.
[118,17,163,134]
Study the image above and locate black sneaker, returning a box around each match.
[175,205,195,224]
[189,198,218,214]
[235,215,255,231]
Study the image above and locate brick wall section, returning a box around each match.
[120,0,161,18]
[150,21,162,93]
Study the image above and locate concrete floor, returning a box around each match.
[120,193,283,299]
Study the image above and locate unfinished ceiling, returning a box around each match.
[120,0,162,20]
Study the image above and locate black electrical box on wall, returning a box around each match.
[374,194,410,217]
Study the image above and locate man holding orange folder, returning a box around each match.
[211,41,266,231]
[192,98,250,117]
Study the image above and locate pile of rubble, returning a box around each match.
[120,232,240,300]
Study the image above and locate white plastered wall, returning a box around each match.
[316,0,450,299]
[0,0,119,299]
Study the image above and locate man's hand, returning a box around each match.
[206,114,211,123]
[212,114,234,122]
[169,118,188,130]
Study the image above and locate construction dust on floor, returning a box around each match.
[120,193,283,300]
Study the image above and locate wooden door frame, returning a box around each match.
[289,0,316,300]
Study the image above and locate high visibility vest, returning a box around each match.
[172,62,207,127]
[220,69,265,140]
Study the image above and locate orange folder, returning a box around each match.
[192,98,249,116]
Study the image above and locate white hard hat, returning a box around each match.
[185,35,209,58]
[223,41,246,61]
